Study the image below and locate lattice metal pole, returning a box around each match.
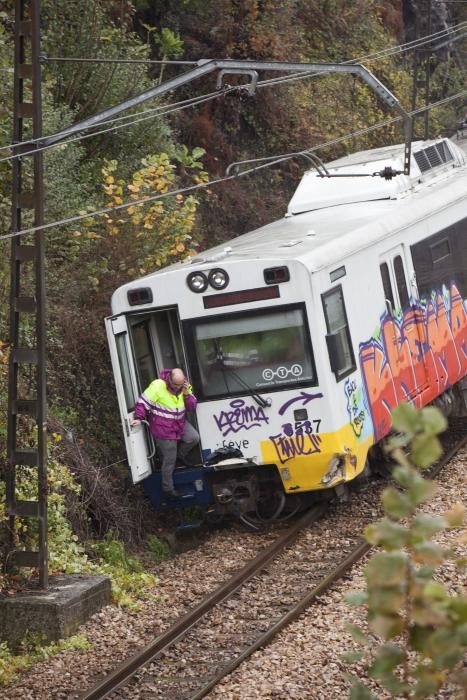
[411,0,433,140]
[6,0,47,588]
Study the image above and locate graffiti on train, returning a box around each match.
[344,378,367,437]
[269,421,322,465]
[360,283,467,441]
[213,398,269,437]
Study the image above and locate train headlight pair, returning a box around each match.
[187,268,229,293]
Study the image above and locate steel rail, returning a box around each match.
[190,430,467,699]
[75,431,467,700]
[191,538,371,700]
[76,504,326,700]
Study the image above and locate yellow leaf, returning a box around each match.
[113,196,123,205]
[176,243,185,252]
[128,184,140,193]
[106,176,115,184]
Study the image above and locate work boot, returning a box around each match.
[162,488,181,499]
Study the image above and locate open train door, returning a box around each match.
[105,314,152,483]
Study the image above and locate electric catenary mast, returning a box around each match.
[6,0,48,587]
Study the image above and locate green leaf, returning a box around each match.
[410,514,447,541]
[345,622,370,645]
[342,650,366,663]
[191,147,206,160]
[368,612,405,639]
[392,464,417,488]
[348,678,378,700]
[412,602,448,626]
[379,674,410,695]
[368,643,405,678]
[365,518,409,549]
[422,581,448,601]
[412,668,441,699]
[368,586,405,615]
[365,552,408,587]
[415,564,437,580]
[412,541,446,566]
[411,433,442,469]
[448,597,467,624]
[382,487,414,518]
[345,591,368,607]
[420,405,448,435]
[420,628,464,669]
[408,477,438,506]
[410,624,432,652]
[391,402,420,434]
[458,622,467,644]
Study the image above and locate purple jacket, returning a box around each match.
[133,369,197,440]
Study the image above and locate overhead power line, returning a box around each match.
[41,20,467,68]
[0,88,234,165]
[1,87,465,245]
[42,57,199,65]
[0,20,465,159]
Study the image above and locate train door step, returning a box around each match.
[176,520,203,532]
[161,491,195,503]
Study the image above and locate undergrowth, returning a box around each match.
[0,634,91,687]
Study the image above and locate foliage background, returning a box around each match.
[0,0,466,543]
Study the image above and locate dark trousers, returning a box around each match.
[156,422,199,492]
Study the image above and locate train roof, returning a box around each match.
[116,136,467,296]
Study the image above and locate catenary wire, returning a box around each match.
[41,20,467,70]
[257,22,467,91]
[43,57,199,65]
[0,20,465,158]
[0,88,235,165]
[1,87,465,245]
[0,33,464,167]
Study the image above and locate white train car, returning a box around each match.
[106,136,467,520]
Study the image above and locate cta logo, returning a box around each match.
[262,364,303,381]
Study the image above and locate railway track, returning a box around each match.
[74,422,467,700]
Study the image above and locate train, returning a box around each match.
[106,134,467,525]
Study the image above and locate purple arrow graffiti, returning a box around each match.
[278,391,324,415]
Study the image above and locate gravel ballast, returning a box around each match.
[1,448,465,700]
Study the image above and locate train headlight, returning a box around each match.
[187,271,208,293]
[208,268,229,290]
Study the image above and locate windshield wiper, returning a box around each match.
[214,339,271,409]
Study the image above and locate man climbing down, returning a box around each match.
[131,368,199,498]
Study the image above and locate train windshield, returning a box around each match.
[186,305,316,399]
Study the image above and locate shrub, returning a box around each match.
[345,403,467,699]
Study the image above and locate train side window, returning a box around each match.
[430,238,451,265]
[115,333,136,411]
[132,321,156,392]
[380,262,395,310]
[322,286,356,381]
[394,255,409,308]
